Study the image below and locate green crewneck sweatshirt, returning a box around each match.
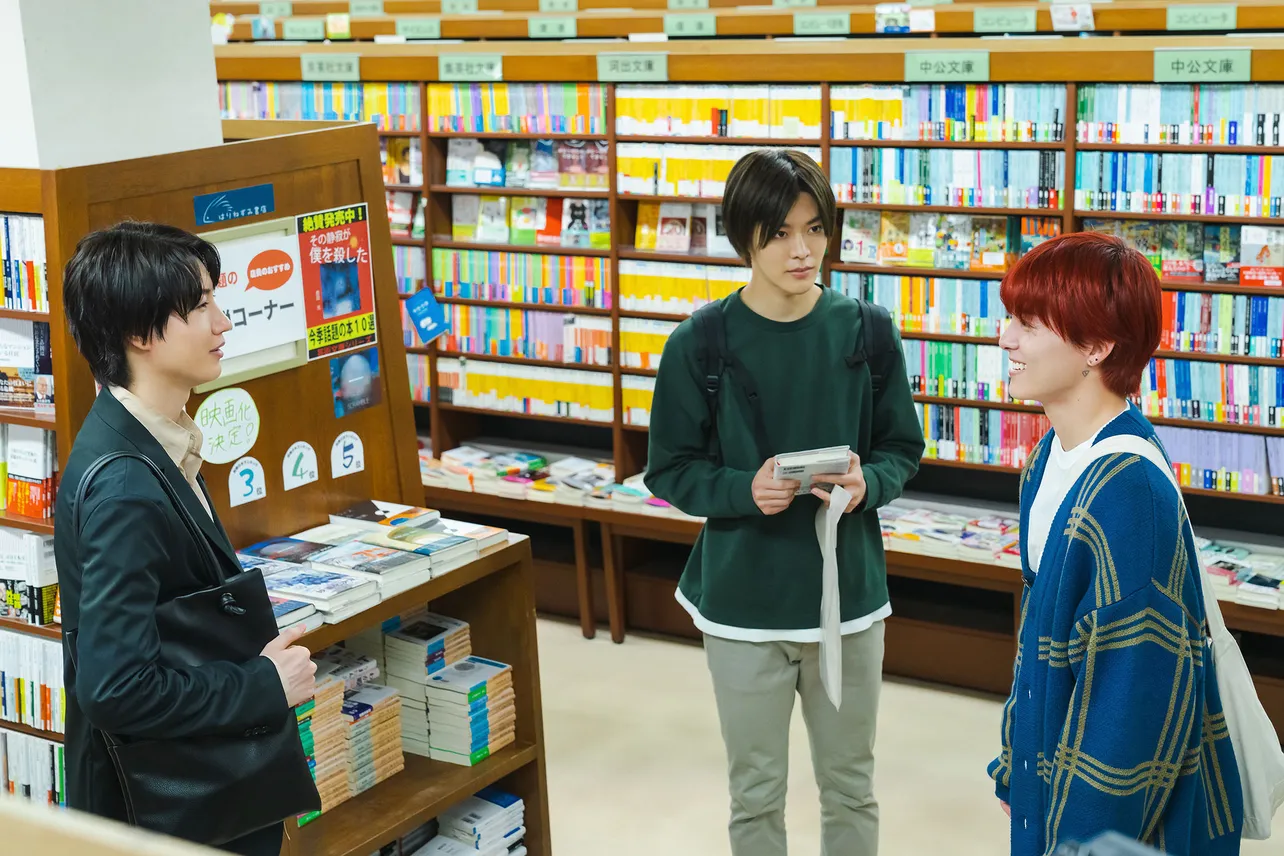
[644,286,925,636]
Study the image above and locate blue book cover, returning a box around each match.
[405,287,452,346]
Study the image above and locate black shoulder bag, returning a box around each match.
[70,451,320,847]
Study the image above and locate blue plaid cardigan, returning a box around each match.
[987,405,1243,855]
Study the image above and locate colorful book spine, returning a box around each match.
[0,215,49,313]
[1074,151,1284,218]
[394,246,427,296]
[832,273,1006,338]
[615,84,823,140]
[436,357,614,423]
[618,260,748,315]
[617,143,821,198]
[217,82,422,130]
[441,307,613,367]
[432,250,610,309]
[829,148,1065,209]
[901,341,1010,402]
[427,83,607,134]
[1076,84,1284,147]
[830,84,1067,143]
[621,376,656,427]
[917,403,1050,469]
[620,320,680,370]
[1153,425,1281,496]
[0,728,65,806]
[1137,359,1283,427]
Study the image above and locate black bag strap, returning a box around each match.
[846,299,896,399]
[694,300,771,462]
[72,451,224,591]
[69,451,233,750]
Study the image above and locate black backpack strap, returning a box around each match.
[693,303,726,461]
[847,299,896,399]
[692,300,771,462]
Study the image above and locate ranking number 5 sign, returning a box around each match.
[331,431,366,478]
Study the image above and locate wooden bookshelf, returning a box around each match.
[0,121,550,853]
[0,511,54,537]
[214,39,1284,739]
[0,721,63,744]
[0,615,60,641]
[214,0,1284,43]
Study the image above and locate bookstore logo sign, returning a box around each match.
[194,183,276,226]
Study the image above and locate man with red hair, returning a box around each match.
[987,232,1244,855]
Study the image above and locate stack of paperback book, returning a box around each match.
[300,661,349,819]
[413,787,528,855]
[424,656,516,767]
[381,612,473,757]
[341,683,405,799]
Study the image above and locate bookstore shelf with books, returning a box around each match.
[211,0,1284,43]
[2,121,552,851]
[216,39,1284,736]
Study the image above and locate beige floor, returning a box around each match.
[536,618,1277,856]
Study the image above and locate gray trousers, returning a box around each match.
[704,621,886,856]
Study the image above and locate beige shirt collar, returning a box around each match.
[108,385,205,488]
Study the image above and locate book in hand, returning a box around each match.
[773,445,852,496]
[329,500,441,532]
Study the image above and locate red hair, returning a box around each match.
[1000,231,1161,398]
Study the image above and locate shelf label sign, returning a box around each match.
[260,2,293,16]
[331,431,366,478]
[597,52,668,82]
[350,0,384,15]
[283,442,320,491]
[439,54,504,81]
[668,0,709,8]
[194,183,275,226]
[664,13,716,37]
[773,0,817,7]
[793,12,850,36]
[1154,48,1251,83]
[1166,5,1236,31]
[442,0,479,13]
[540,0,578,11]
[228,457,268,508]
[301,53,361,82]
[905,50,989,82]
[973,7,1037,33]
[282,17,326,39]
[529,16,577,38]
[396,16,442,39]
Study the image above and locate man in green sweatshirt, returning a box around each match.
[644,149,925,856]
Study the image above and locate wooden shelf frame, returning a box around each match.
[1,122,553,854]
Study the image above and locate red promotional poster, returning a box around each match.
[296,203,379,360]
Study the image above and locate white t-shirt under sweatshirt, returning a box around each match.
[1027,408,1127,575]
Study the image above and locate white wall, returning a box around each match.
[19,0,222,169]
[0,0,39,168]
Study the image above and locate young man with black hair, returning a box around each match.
[645,149,925,856]
[54,222,316,855]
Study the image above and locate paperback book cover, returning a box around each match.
[876,212,910,265]
[840,210,879,264]
[1161,222,1205,280]
[1203,224,1242,284]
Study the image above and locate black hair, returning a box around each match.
[721,148,837,265]
[63,221,221,389]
